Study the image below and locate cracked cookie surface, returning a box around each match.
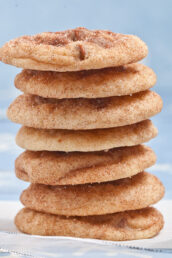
[0,27,148,71]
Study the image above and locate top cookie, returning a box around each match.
[0,27,148,71]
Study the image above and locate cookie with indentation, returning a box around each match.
[0,28,148,71]
[15,207,164,240]
[14,63,156,99]
[15,145,156,185]
[16,120,157,152]
[7,91,162,130]
[20,172,164,216]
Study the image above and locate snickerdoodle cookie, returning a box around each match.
[14,63,156,98]
[7,91,162,130]
[15,207,163,240]
[0,28,148,71]
[15,145,156,185]
[20,172,164,216]
[16,120,157,152]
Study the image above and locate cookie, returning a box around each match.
[0,28,148,71]
[20,172,164,216]
[15,207,163,240]
[14,64,156,99]
[16,120,157,152]
[7,91,162,130]
[15,145,156,185]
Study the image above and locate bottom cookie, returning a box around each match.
[15,207,164,241]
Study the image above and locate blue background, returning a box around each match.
[0,0,171,199]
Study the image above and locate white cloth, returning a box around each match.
[0,200,172,257]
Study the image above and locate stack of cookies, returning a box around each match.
[0,28,164,241]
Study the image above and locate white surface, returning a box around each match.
[0,200,172,256]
